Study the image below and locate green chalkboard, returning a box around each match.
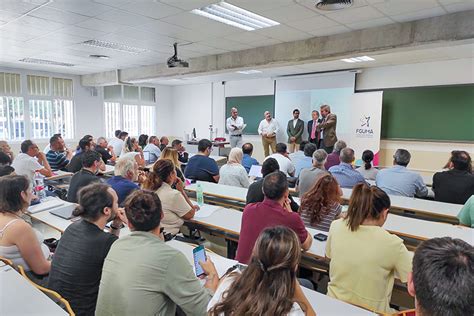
[381,85,474,142]
[225,95,275,135]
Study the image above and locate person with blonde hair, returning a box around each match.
[208,226,315,316]
[218,147,249,188]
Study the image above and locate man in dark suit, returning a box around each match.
[286,109,304,153]
[307,110,320,147]
[318,104,338,153]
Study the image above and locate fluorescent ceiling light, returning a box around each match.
[340,56,375,63]
[236,70,262,74]
[191,1,279,31]
[19,58,74,67]
[82,40,149,54]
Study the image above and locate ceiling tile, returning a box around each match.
[198,37,254,51]
[262,4,318,23]
[286,15,341,32]
[158,0,216,11]
[135,20,214,43]
[0,0,44,14]
[391,7,447,23]
[53,25,109,39]
[75,18,124,33]
[255,25,313,42]
[324,5,385,24]
[94,9,156,27]
[346,17,394,30]
[225,0,295,15]
[8,15,65,32]
[160,12,241,37]
[48,0,111,17]
[372,0,441,16]
[307,25,352,37]
[226,31,272,45]
[118,1,182,19]
[443,2,474,13]
[28,6,90,25]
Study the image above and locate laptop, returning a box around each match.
[249,165,263,178]
[50,204,77,220]
[143,151,151,164]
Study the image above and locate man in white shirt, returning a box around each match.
[264,143,295,177]
[226,107,245,148]
[143,136,161,163]
[12,140,53,187]
[108,130,128,157]
[258,111,279,157]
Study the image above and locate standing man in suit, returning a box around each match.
[226,107,245,148]
[286,109,304,153]
[307,110,320,147]
[318,104,337,153]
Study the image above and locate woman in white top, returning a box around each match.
[356,150,379,180]
[218,148,250,188]
[121,137,145,167]
[0,175,50,275]
[142,159,198,235]
[208,226,315,316]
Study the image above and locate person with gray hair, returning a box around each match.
[95,137,116,164]
[328,148,366,188]
[297,149,329,197]
[376,149,428,197]
[106,156,139,206]
[325,140,347,170]
[226,107,245,148]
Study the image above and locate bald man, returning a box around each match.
[226,107,245,148]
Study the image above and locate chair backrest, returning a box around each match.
[0,256,13,266]
[388,309,416,316]
[16,265,75,316]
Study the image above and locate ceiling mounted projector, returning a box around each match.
[315,0,353,10]
[167,42,189,68]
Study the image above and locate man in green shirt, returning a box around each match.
[96,190,219,316]
[458,195,474,227]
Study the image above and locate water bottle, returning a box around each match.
[34,172,47,200]
[196,183,204,206]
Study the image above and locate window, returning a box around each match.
[29,99,75,139]
[0,96,25,140]
[0,72,21,95]
[53,99,74,139]
[104,85,156,137]
[27,75,50,96]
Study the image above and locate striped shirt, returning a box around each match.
[300,203,342,232]
[46,150,69,171]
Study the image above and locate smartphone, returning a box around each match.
[192,245,207,277]
[314,233,328,241]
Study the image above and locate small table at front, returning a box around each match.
[0,264,68,316]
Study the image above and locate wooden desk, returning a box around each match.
[166,239,375,316]
[45,170,73,181]
[0,265,68,316]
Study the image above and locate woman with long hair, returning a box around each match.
[326,183,412,313]
[218,147,249,188]
[121,137,145,167]
[138,134,149,149]
[356,150,378,180]
[208,226,315,316]
[299,174,342,232]
[142,159,197,234]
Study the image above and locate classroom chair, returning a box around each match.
[0,256,13,266]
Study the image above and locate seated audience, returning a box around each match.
[326,184,412,313]
[12,140,52,186]
[208,226,316,316]
[458,195,474,227]
[265,143,295,177]
[356,150,378,180]
[95,137,116,164]
[159,136,169,151]
[0,165,15,177]
[106,157,139,206]
[0,140,14,161]
[236,171,312,264]
[121,136,145,167]
[160,147,185,181]
[68,138,93,173]
[289,141,308,168]
[0,151,12,166]
[143,136,161,163]
[108,130,127,157]
[48,183,126,315]
[297,149,328,197]
[299,174,342,232]
[171,139,188,164]
[433,150,474,204]
[329,148,366,188]
[46,134,72,170]
[184,139,220,183]
[0,175,50,277]
[96,190,218,315]
[247,158,299,212]
[241,142,259,173]
[218,148,249,188]
[376,149,428,197]
[143,160,197,235]
[67,151,101,203]
[295,143,317,177]
[408,237,474,316]
[138,134,148,149]
[324,140,346,170]
[43,133,61,154]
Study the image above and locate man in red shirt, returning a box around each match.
[235,171,312,264]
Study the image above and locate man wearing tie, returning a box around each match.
[307,110,320,147]
[286,109,304,153]
[226,107,245,148]
[318,104,338,153]
[258,111,279,157]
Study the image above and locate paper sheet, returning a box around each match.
[192,203,221,218]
